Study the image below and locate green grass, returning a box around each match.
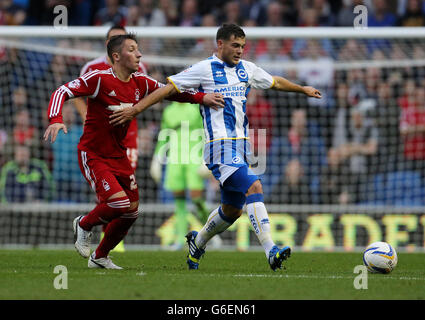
[0,249,424,300]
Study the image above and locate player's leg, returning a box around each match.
[90,172,139,265]
[245,179,291,271]
[164,163,189,248]
[75,151,132,258]
[173,190,189,249]
[186,165,250,269]
[187,163,209,223]
[92,199,138,260]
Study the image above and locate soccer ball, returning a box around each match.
[363,241,398,274]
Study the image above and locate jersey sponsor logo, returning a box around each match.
[68,79,81,89]
[108,90,116,96]
[135,89,140,101]
[237,69,247,79]
[232,156,241,164]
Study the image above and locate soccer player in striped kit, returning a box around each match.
[109,24,321,271]
[44,34,224,269]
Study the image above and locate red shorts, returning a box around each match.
[78,149,139,203]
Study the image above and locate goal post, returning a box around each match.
[0,26,424,252]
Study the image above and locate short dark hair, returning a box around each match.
[216,23,245,42]
[107,33,138,64]
[106,25,126,40]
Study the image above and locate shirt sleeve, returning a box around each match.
[248,63,275,90]
[47,72,101,124]
[167,62,203,93]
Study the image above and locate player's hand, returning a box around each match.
[109,107,137,126]
[203,93,224,110]
[43,123,67,143]
[303,86,322,99]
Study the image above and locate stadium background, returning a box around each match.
[0,0,425,252]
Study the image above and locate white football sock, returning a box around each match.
[246,194,275,258]
[195,206,235,249]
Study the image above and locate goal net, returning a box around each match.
[0,26,424,252]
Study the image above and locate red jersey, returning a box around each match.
[79,56,148,151]
[47,68,205,159]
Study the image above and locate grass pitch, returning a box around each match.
[0,249,424,300]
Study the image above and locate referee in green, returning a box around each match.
[151,102,211,249]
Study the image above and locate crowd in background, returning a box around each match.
[1,0,425,28]
[0,0,425,206]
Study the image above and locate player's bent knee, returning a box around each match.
[221,204,243,220]
[106,195,131,214]
[246,179,263,196]
[129,201,139,212]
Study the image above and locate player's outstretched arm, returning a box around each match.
[43,123,68,143]
[271,76,322,99]
[109,83,177,126]
[109,83,225,126]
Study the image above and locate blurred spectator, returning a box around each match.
[158,0,178,26]
[12,108,39,148]
[332,82,351,148]
[94,0,127,26]
[246,89,274,152]
[190,14,217,57]
[0,128,8,167]
[364,67,381,100]
[137,122,158,199]
[239,0,267,26]
[271,158,312,204]
[256,39,291,78]
[265,109,327,202]
[265,1,288,27]
[132,0,167,26]
[333,101,379,202]
[69,0,93,26]
[220,0,243,25]
[0,144,54,203]
[293,9,334,58]
[178,0,201,26]
[369,0,397,26]
[399,79,425,176]
[337,39,369,61]
[312,0,336,26]
[51,101,88,202]
[397,0,425,26]
[2,87,33,132]
[375,81,401,173]
[336,0,368,26]
[297,39,335,147]
[319,147,354,204]
[0,0,26,25]
[297,39,334,108]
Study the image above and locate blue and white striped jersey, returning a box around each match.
[167,54,274,142]
[167,54,275,183]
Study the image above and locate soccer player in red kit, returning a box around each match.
[75,25,147,169]
[75,26,147,253]
[44,34,224,269]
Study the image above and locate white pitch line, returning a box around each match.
[167,272,425,281]
[233,274,425,281]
